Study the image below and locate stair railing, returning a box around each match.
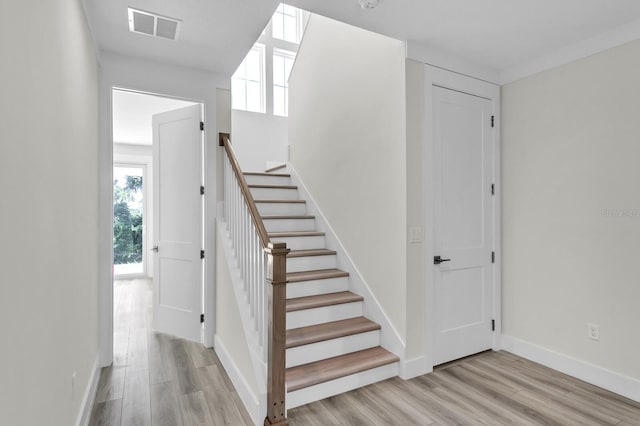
[219,133,289,426]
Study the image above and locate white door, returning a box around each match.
[433,86,494,365]
[152,104,203,342]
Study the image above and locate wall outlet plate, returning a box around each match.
[588,323,600,341]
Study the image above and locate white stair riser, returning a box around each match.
[287,255,337,273]
[256,202,306,216]
[286,330,380,368]
[250,187,298,200]
[263,218,316,232]
[287,362,399,409]
[275,235,325,250]
[244,175,291,186]
[287,302,362,329]
[286,276,349,299]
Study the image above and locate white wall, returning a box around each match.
[289,15,407,340]
[232,111,288,171]
[0,0,99,424]
[405,60,427,362]
[98,52,230,361]
[502,39,640,381]
[214,232,262,419]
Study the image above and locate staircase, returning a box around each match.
[244,170,399,409]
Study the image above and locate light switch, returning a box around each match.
[409,227,422,243]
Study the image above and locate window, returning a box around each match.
[232,44,265,113]
[273,49,295,117]
[272,4,303,44]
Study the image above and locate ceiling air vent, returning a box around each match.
[128,8,182,41]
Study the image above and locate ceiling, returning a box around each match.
[85,0,640,80]
[112,90,197,145]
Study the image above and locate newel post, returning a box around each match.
[264,242,290,426]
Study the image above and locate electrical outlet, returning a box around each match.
[408,227,422,243]
[588,323,600,341]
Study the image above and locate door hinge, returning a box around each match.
[200,250,205,259]
[200,121,205,131]
[491,115,495,128]
[200,314,205,323]
[491,319,495,331]
[200,185,205,195]
[492,251,495,263]
[491,183,495,195]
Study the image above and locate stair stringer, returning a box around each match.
[215,218,266,425]
[286,163,407,371]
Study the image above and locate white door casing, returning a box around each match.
[152,104,203,342]
[432,85,494,366]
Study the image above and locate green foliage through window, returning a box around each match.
[113,174,143,264]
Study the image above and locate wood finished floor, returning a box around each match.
[89,279,252,426]
[91,279,640,425]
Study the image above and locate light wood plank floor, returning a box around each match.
[89,279,252,426]
[91,278,640,425]
[288,350,640,425]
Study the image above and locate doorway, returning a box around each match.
[111,89,204,348]
[424,66,501,368]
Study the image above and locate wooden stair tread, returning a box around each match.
[286,291,362,312]
[243,172,290,177]
[287,249,336,258]
[265,164,287,173]
[248,184,297,189]
[287,268,348,283]
[286,317,380,349]
[254,199,305,204]
[269,231,324,237]
[286,347,399,392]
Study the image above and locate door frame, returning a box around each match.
[423,65,502,370]
[101,86,212,366]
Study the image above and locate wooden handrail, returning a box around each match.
[219,132,270,248]
[219,132,289,425]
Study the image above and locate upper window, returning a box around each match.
[232,44,265,113]
[272,4,303,44]
[273,49,295,117]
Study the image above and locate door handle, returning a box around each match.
[434,255,451,265]
[151,246,159,252]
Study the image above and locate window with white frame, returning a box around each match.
[273,49,295,117]
[272,4,303,44]
[231,44,265,113]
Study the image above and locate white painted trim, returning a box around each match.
[75,356,100,426]
[214,335,266,426]
[406,41,501,86]
[286,163,406,361]
[500,18,640,84]
[400,356,427,380]
[423,65,502,370]
[287,362,399,409]
[501,335,640,403]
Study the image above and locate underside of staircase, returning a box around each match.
[244,170,399,409]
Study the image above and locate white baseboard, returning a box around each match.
[501,335,640,402]
[400,356,427,379]
[76,355,101,426]
[214,335,265,426]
